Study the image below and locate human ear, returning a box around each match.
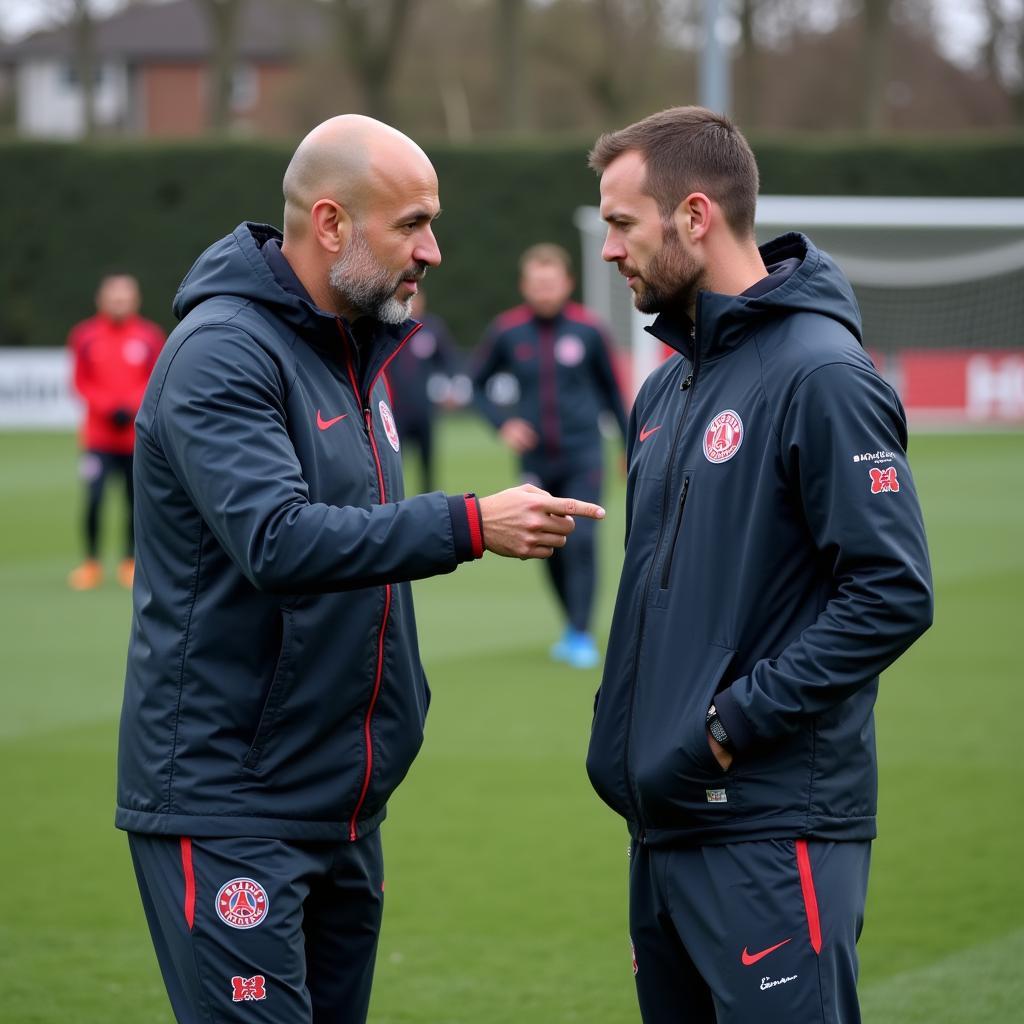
[310,199,352,255]
[672,193,712,243]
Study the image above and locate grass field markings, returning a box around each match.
[859,926,1024,1023]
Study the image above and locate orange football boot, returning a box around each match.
[68,559,103,590]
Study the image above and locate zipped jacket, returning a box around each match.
[472,302,628,476]
[586,233,933,847]
[68,312,165,454]
[116,223,484,842]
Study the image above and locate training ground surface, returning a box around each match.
[0,423,1021,1023]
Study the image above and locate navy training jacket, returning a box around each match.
[116,223,484,842]
[472,302,628,476]
[586,233,933,847]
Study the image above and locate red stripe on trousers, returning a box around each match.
[795,839,822,954]
[180,837,195,931]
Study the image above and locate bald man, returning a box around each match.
[116,116,604,1024]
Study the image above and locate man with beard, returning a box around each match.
[585,107,932,1023]
[117,115,605,1024]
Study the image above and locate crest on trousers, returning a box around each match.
[379,399,401,452]
[869,466,900,493]
[703,410,744,464]
[216,878,269,929]
[231,976,267,1002]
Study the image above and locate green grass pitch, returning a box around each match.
[0,422,1021,1023]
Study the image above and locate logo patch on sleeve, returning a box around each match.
[216,878,269,929]
[703,410,743,463]
[231,975,267,1002]
[869,467,900,493]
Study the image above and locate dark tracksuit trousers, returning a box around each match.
[81,449,135,558]
[526,460,603,634]
[629,838,870,1024]
[128,831,384,1024]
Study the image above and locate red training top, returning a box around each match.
[68,313,165,454]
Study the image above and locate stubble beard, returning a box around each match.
[630,225,704,316]
[328,225,425,326]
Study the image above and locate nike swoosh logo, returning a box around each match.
[639,423,662,442]
[317,411,349,431]
[741,939,792,966]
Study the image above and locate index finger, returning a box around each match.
[546,495,606,520]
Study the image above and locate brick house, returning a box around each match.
[0,0,327,138]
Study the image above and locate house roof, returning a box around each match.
[0,0,328,64]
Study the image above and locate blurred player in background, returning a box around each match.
[386,289,465,492]
[66,273,164,590]
[472,244,627,668]
[117,115,605,1024]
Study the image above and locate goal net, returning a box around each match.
[575,197,1024,425]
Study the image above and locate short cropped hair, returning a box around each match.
[588,106,759,238]
[519,243,573,275]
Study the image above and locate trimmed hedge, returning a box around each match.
[2,135,1023,348]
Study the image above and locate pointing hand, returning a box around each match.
[478,483,606,559]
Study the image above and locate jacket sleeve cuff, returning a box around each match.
[447,493,485,562]
[712,685,757,754]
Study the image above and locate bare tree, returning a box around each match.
[332,0,417,122]
[860,0,893,130]
[980,0,1024,125]
[198,0,245,135]
[734,0,760,127]
[496,0,528,132]
[69,0,97,137]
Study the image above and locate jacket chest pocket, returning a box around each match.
[242,608,295,772]
[649,470,695,609]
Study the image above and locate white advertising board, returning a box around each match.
[0,349,82,429]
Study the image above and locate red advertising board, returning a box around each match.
[897,350,1024,424]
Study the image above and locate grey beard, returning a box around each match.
[328,229,416,325]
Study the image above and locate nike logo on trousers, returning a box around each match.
[741,938,792,966]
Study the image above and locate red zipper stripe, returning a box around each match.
[538,322,561,461]
[180,837,195,931]
[338,321,420,841]
[795,839,822,954]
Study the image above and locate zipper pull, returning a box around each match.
[680,373,694,391]
[363,407,372,435]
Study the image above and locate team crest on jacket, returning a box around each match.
[555,334,585,366]
[378,399,400,452]
[122,338,151,365]
[703,410,744,464]
[216,878,269,929]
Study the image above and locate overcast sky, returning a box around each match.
[0,0,1004,69]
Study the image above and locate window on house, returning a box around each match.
[231,65,257,111]
[61,63,105,89]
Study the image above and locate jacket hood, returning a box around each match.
[171,222,417,347]
[648,232,863,360]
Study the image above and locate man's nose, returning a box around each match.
[601,232,624,263]
[415,229,442,268]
